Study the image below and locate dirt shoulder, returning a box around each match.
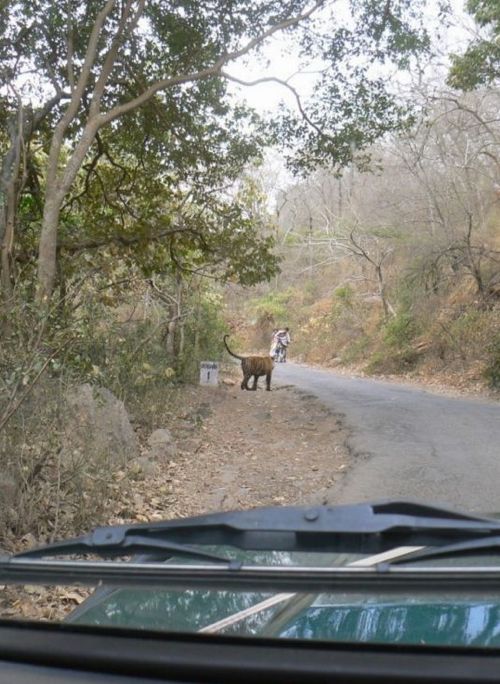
[122,379,350,524]
[0,376,349,621]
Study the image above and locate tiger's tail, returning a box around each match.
[223,335,244,361]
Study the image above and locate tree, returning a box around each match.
[35,106,278,287]
[390,89,500,301]
[1,0,432,306]
[448,0,500,90]
[0,3,67,299]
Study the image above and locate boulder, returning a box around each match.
[146,428,177,461]
[194,403,212,419]
[63,384,139,465]
[0,475,17,527]
[222,378,237,386]
[131,456,159,477]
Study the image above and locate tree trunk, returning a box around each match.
[36,121,101,303]
[36,195,62,304]
[0,182,16,298]
[464,213,485,300]
[176,275,184,357]
[165,318,177,357]
[1,96,62,309]
[0,106,25,301]
[193,284,201,361]
[376,265,394,319]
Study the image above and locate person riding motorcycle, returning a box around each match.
[270,327,291,362]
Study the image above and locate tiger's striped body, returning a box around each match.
[223,335,274,391]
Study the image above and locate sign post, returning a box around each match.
[199,361,219,386]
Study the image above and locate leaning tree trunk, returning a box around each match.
[1,95,62,311]
[165,318,177,357]
[0,179,17,298]
[175,275,185,357]
[36,195,62,305]
[0,105,25,301]
[464,213,486,301]
[36,122,100,304]
[376,264,395,319]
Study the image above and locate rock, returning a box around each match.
[0,476,16,507]
[195,403,212,419]
[0,476,17,526]
[222,378,236,386]
[147,428,177,461]
[148,428,175,446]
[176,419,196,432]
[63,384,139,466]
[131,457,158,477]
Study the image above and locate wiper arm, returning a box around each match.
[13,528,229,564]
[10,500,500,562]
[382,535,500,567]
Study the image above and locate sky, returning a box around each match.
[227,0,473,115]
[222,0,476,202]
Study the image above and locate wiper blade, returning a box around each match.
[13,529,228,564]
[3,559,500,593]
[11,500,500,561]
[383,535,500,567]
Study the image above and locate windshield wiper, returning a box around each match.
[382,535,500,567]
[3,501,500,591]
[8,500,500,561]
[12,528,229,564]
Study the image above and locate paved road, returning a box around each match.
[273,363,500,512]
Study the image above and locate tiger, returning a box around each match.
[223,335,274,391]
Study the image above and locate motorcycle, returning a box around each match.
[274,341,287,363]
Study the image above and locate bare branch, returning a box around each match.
[221,71,329,140]
[66,0,76,91]
[51,0,117,161]
[89,0,146,117]
[99,0,324,126]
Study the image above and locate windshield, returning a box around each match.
[4,545,500,648]
[0,0,499,656]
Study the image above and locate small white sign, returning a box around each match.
[200,361,219,386]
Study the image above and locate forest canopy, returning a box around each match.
[1,0,432,306]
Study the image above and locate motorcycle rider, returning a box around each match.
[271,327,291,362]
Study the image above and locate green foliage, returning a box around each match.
[302,279,318,302]
[383,311,419,349]
[447,0,500,90]
[53,283,228,393]
[3,0,436,326]
[484,335,500,390]
[65,318,170,397]
[16,99,278,290]
[0,276,232,541]
[251,290,293,325]
[269,0,430,172]
[448,309,483,338]
[275,79,417,174]
[4,0,433,200]
[178,293,227,381]
[341,334,371,364]
[439,309,494,363]
[333,284,355,307]
[329,286,357,333]
[365,347,420,374]
[359,309,421,374]
[334,284,353,301]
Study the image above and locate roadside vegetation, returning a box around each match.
[240,0,500,391]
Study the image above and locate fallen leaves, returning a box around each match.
[1,381,350,623]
